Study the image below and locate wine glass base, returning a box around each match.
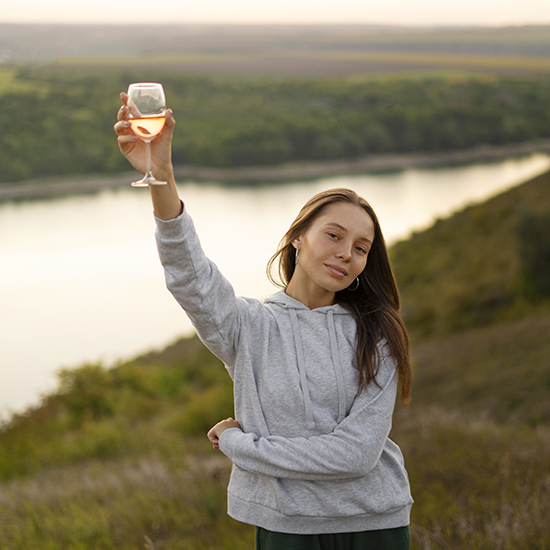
[131,173,167,187]
[131,180,167,187]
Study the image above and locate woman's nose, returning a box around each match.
[337,246,352,261]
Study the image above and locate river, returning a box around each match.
[1,153,549,418]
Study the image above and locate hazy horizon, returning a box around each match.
[2,0,550,27]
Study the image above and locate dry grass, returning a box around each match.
[0,446,253,550]
[0,407,547,549]
[392,406,550,550]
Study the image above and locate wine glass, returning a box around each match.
[127,83,167,187]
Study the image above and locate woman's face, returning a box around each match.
[292,202,375,296]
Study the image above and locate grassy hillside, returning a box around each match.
[1,170,549,548]
[391,168,550,337]
[409,311,550,425]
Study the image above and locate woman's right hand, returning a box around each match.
[114,92,183,220]
[114,92,176,184]
[207,418,242,450]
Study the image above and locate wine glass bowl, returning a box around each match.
[127,83,167,187]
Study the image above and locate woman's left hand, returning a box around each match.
[207,418,241,450]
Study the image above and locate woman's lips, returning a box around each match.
[325,264,348,278]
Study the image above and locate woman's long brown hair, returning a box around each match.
[267,188,411,406]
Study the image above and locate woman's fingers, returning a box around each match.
[114,94,131,136]
[117,106,126,121]
[119,92,129,112]
[117,102,129,122]
[115,94,130,129]
[117,134,138,145]
[165,108,175,128]
[207,427,220,449]
[114,119,130,134]
[114,121,138,152]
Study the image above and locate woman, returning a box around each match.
[115,94,413,549]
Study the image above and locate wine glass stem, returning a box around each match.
[145,140,152,176]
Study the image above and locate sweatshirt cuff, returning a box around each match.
[219,428,246,458]
[154,201,191,241]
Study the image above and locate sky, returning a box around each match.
[1,0,550,26]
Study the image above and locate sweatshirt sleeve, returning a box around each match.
[219,347,398,481]
[155,205,261,368]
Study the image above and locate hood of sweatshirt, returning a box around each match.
[264,289,349,314]
[264,290,352,430]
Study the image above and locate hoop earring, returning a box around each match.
[348,277,360,291]
[294,237,302,265]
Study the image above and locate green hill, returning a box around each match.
[0,171,549,549]
[389,170,550,426]
[392,168,550,337]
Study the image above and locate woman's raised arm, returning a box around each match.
[114,92,183,221]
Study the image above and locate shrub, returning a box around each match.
[57,364,115,426]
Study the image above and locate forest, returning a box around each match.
[1,66,550,183]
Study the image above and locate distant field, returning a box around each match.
[51,49,550,77]
[2,22,549,78]
[0,68,36,93]
[3,24,550,64]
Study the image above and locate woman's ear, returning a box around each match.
[292,234,303,250]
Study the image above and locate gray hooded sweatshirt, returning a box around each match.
[155,205,413,535]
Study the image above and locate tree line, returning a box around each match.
[1,68,550,183]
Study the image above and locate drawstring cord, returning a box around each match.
[289,308,316,430]
[327,310,347,423]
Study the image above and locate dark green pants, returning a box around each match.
[255,526,410,550]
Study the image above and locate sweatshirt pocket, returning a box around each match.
[228,465,282,511]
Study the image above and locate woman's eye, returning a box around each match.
[328,232,339,240]
[356,247,367,254]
